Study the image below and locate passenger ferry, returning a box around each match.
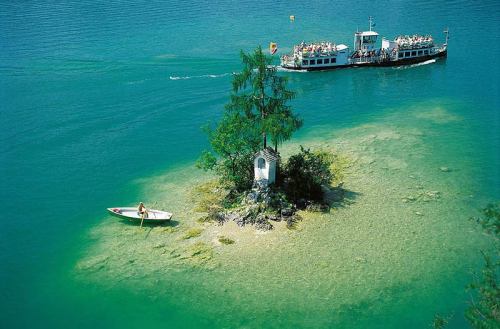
[280,17,448,71]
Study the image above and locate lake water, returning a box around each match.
[1,1,499,328]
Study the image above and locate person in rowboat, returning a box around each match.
[138,202,148,219]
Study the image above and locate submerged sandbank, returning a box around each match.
[74,101,494,328]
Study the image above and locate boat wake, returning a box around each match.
[394,59,436,70]
[169,73,231,80]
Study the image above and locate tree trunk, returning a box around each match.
[260,82,266,149]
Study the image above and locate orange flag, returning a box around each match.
[269,42,278,55]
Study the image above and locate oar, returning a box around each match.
[140,206,148,228]
[140,212,146,228]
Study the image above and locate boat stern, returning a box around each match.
[280,54,298,69]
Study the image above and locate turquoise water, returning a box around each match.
[1,1,499,328]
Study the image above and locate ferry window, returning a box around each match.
[363,36,376,43]
[310,60,316,65]
[399,52,403,57]
[424,50,429,55]
[324,58,330,64]
[418,50,423,55]
[405,52,410,57]
[317,59,323,64]
[331,58,336,63]
[411,51,417,56]
[302,60,308,65]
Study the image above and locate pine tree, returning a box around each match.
[198,46,302,190]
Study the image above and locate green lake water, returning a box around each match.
[1,1,499,328]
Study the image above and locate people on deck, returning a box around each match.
[394,34,434,49]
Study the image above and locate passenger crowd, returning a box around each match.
[394,35,434,49]
[293,41,337,57]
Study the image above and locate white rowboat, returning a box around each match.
[107,207,173,222]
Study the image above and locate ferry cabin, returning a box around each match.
[396,47,434,60]
[280,44,350,70]
[381,36,441,63]
[298,44,350,69]
[350,30,381,64]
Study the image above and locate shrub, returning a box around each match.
[282,146,334,202]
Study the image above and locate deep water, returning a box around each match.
[1,1,499,328]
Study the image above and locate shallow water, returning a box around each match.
[1,1,499,328]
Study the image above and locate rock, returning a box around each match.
[245,192,258,204]
[296,198,308,210]
[286,214,302,229]
[401,195,416,203]
[355,257,366,263]
[281,208,294,217]
[439,166,450,172]
[234,215,246,227]
[267,214,281,222]
[153,242,166,249]
[306,203,329,212]
[76,255,109,271]
[320,204,330,212]
[255,220,273,231]
[425,191,440,199]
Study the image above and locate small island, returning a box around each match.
[196,46,346,231]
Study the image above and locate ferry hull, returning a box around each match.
[360,49,447,67]
[282,49,447,71]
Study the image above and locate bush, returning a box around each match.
[282,146,334,202]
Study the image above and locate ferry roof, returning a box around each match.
[357,31,379,36]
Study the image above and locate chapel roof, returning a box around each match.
[255,147,279,162]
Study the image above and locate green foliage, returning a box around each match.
[465,203,500,329]
[231,46,301,151]
[431,314,451,328]
[198,111,261,191]
[190,180,228,213]
[329,153,351,188]
[199,46,301,192]
[471,203,500,238]
[218,236,235,245]
[282,146,334,202]
[465,252,500,328]
[196,150,217,171]
[183,227,203,240]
